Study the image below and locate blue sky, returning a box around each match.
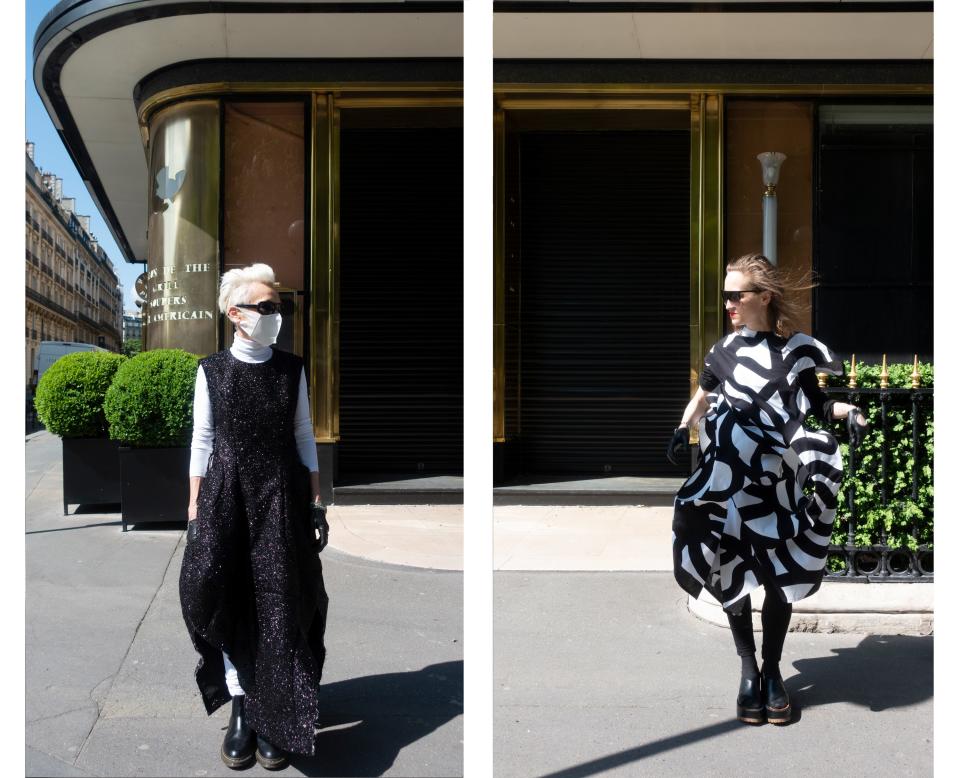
[26,1,142,311]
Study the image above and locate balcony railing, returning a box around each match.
[26,286,74,322]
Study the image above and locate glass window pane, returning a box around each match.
[223,102,306,290]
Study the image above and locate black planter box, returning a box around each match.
[118,446,190,531]
[62,438,121,514]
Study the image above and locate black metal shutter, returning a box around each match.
[516,129,689,476]
[814,121,933,363]
[338,126,463,476]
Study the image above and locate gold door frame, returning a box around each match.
[491,83,932,443]
[492,93,703,444]
[140,84,463,443]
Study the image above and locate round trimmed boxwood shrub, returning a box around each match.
[34,351,127,437]
[104,349,199,447]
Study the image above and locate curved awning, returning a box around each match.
[33,0,463,263]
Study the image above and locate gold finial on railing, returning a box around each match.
[817,372,827,389]
[847,354,858,389]
[880,354,889,389]
[911,354,921,389]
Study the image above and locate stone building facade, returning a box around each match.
[122,311,143,343]
[25,142,123,384]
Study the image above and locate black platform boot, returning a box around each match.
[256,733,289,771]
[736,673,765,725]
[762,666,792,725]
[221,696,256,769]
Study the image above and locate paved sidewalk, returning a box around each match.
[494,505,673,571]
[494,506,933,634]
[327,505,462,571]
[495,571,933,777]
[26,432,463,777]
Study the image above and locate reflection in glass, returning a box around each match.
[145,100,220,353]
[223,102,307,352]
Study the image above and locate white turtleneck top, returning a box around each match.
[189,336,320,477]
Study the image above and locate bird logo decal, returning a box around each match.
[155,167,186,203]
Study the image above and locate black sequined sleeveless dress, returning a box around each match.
[179,348,328,755]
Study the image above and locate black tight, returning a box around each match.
[726,587,792,675]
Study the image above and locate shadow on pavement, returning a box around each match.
[535,634,932,778]
[26,520,123,535]
[290,660,463,777]
[62,503,121,516]
[789,634,933,712]
[536,720,743,778]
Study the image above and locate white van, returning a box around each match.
[34,341,108,381]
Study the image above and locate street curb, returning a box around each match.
[688,582,934,636]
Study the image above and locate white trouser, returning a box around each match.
[223,651,245,696]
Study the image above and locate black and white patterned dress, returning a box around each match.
[672,326,844,613]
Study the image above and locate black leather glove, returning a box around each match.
[667,427,689,466]
[186,520,198,545]
[847,408,869,448]
[311,502,329,552]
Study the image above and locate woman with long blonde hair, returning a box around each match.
[668,253,867,725]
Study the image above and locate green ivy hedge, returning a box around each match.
[811,360,933,554]
[104,349,199,447]
[34,351,127,437]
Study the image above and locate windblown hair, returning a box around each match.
[726,253,815,338]
[217,263,276,314]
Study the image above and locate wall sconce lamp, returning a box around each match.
[757,152,787,266]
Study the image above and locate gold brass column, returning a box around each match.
[493,106,506,442]
[689,93,724,399]
[310,93,340,442]
[144,100,220,354]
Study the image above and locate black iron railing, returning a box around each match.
[821,367,933,583]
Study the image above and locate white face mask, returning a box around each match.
[239,310,282,346]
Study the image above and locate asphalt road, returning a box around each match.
[494,571,933,777]
[26,432,463,777]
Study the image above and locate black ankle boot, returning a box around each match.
[736,672,765,725]
[762,667,792,725]
[256,733,289,770]
[221,696,256,769]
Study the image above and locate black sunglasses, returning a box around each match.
[236,299,293,316]
[722,289,762,304]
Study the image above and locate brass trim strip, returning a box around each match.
[310,93,339,444]
[689,93,704,419]
[703,93,724,358]
[494,83,932,97]
[138,82,463,125]
[335,97,463,108]
[330,96,342,442]
[497,97,690,110]
[493,107,506,443]
[687,92,724,444]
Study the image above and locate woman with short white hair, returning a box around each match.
[179,262,329,770]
